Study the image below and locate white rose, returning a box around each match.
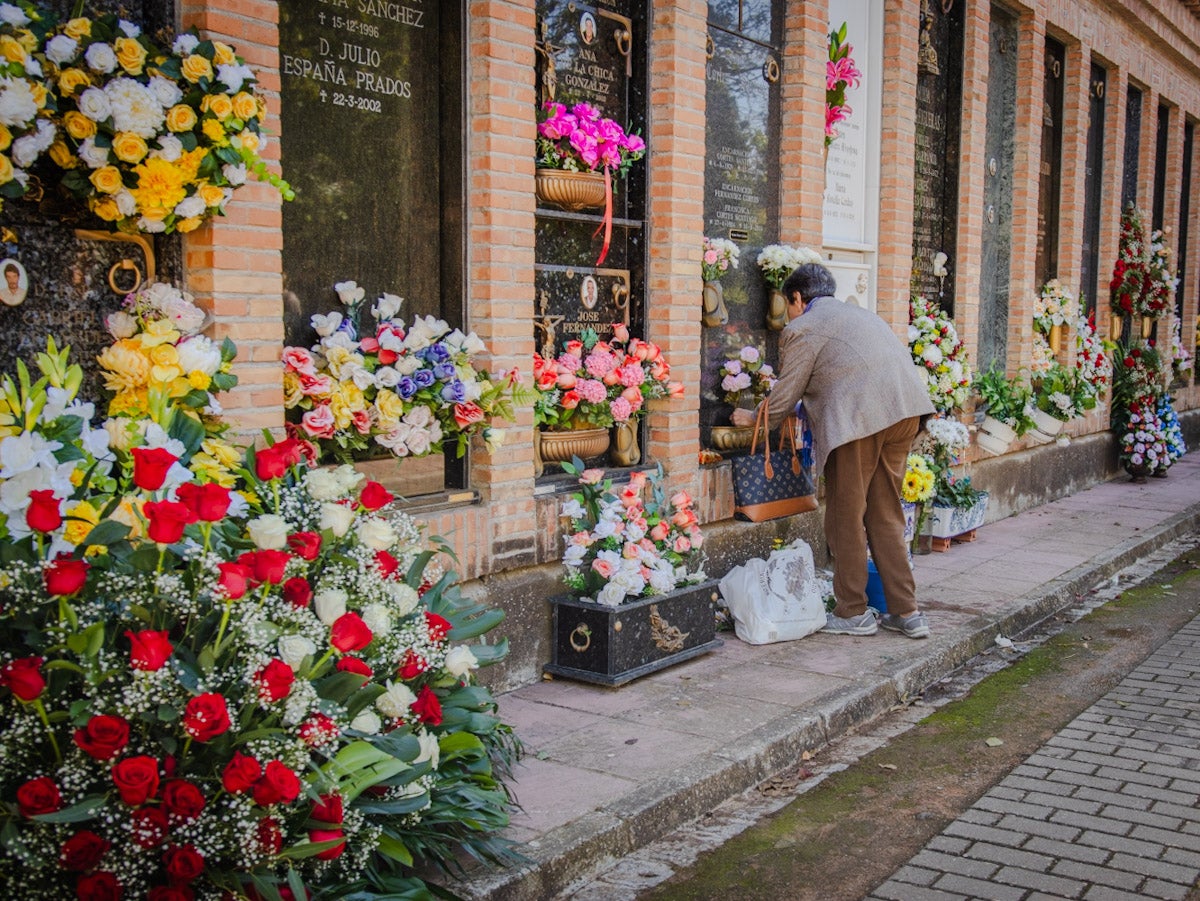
[77,87,112,122]
[114,189,137,216]
[357,517,397,550]
[45,34,78,65]
[173,193,206,219]
[331,464,364,494]
[118,20,141,37]
[148,76,182,108]
[444,646,478,678]
[247,513,289,550]
[84,42,118,74]
[320,502,356,537]
[375,681,416,718]
[372,293,403,321]
[415,730,440,769]
[138,217,167,234]
[334,280,365,307]
[172,34,200,55]
[303,468,342,501]
[389,583,419,617]
[278,634,316,670]
[313,588,347,626]
[311,311,343,337]
[351,710,382,734]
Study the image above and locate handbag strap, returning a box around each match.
[779,415,802,476]
[748,398,775,480]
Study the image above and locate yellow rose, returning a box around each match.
[0,154,13,186]
[149,344,180,368]
[235,129,260,153]
[181,54,213,83]
[283,371,303,408]
[0,36,24,64]
[201,117,227,144]
[198,182,226,207]
[112,132,148,164]
[232,91,258,122]
[89,165,123,195]
[213,41,237,66]
[110,497,145,539]
[30,83,47,110]
[329,394,354,429]
[63,500,100,547]
[188,370,211,390]
[63,17,92,40]
[165,104,197,133]
[15,29,34,53]
[63,110,96,140]
[202,93,234,120]
[374,389,405,425]
[58,68,91,97]
[0,124,12,152]
[98,341,151,392]
[48,141,77,169]
[114,36,147,74]
[91,198,120,221]
[339,381,366,412]
[176,216,203,234]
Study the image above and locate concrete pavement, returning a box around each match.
[455,454,1200,901]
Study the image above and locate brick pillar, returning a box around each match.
[179,1,284,437]
[1099,67,1128,343]
[1057,40,1089,300]
[779,3,827,250]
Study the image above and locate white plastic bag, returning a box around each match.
[719,539,826,644]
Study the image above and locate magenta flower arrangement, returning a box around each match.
[826,23,862,146]
[536,101,645,179]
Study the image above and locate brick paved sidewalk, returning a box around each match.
[870,614,1200,901]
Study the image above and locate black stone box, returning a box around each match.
[545,581,722,686]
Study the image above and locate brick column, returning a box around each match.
[778,3,827,249]
[1099,67,1128,343]
[180,1,284,437]
[1057,40,1089,299]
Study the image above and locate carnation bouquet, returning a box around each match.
[1033,280,1076,334]
[535,100,645,178]
[701,236,739,283]
[28,5,292,233]
[0,342,519,898]
[908,295,973,413]
[756,244,821,291]
[1073,312,1113,397]
[1110,205,1153,317]
[282,281,519,462]
[718,345,774,407]
[1165,311,1193,382]
[559,460,706,607]
[825,22,861,146]
[1145,227,1178,316]
[531,324,683,430]
[0,2,57,209]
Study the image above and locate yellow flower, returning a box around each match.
[0,35,25,64]
[58,68,90,97]
[181,54,213,83]
[112,132,149,164]
[375,389,404,425]
[132,157,187,214]
[14,29,34,53]
[30,83,47,110]
[0,124,11,151]
[63,500,100,547]
[232,91,258,122]
[235,129,260,153]
[91,197,121,221]
[283,371,304,408]
[48,141,77,169]
[329,394,354,429]
[63,17,92,40]
[176,216,203,234]
[148,363,183,388]
[189,452,237,488]
[114,36,147,74]
[89,165,123,195]
[213,41,237,66]
[63,110,96,140]
[0,154,13,186]
[149,343,180,368]
[324,346,363,380]
[201,117,227,144]
[913,342,924,355]
[188,370,211,390]
[165,104,197,133]
[202,93,234,120]
[198,182,226,207]
[139,318,180,348]
[176,147,206,182]
[110,496,145,539]
[201,437,241,468]
[338,381,366,412]
[98,341,151,392]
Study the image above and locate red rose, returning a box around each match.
[144,499,197,545]
[1,656,45,701]
[310,793,343,826]
[221,752,261,794]
[398,649,428,681]
[45,557,89,596]
[255,660,294,703]
[330,612,372,653]
[252,760,301,806]
[175,482,232,522]
[256,817,282,856]
[255,439,302,481]
[126,629,173,671]
[111,755,160,806]
[74,715,130,760]
[161,779,206,821]
[309,828,346,860]
[181,693,230,742]
[282,576,312,608]
[17,776,62,817]
[375,550,400,578]
[75,871,121,901]
[216,562,252,600]
[60,829,111,870]
[424,612,452,642]
[286,531,322,560]
[148,887,194,901]
[359,481,394,511]
[27,489,62,533]
[336,656,372,684]
[453,402,484,428]
[411,686,443,725]
[298,713,339,747]
[239,549,291,585]
[132,446,179,491]
[130,806,169,848]
[162,843,205,882]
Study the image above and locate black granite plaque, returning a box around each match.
[1152,104,1170,232]
[1179,121,1193,320]
[978,5,1017,371]
[910,0,964,314]
[537,2,630,119]
[1035,39,1065,286]
[701,12,782,443]
[1079,63,1107,317]
[533,266,631,357]
[279,1,453,347]
[1122,85,1142,209]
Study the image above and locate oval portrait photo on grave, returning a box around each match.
[580,11,597,45]
[0,259,28,307]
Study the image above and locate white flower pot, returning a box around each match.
[977,416,1016,455]
[1027,408,1064,444]
[921,493,989,539]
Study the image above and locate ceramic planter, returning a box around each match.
[921,492,989,539]
[545,580,722,686]
[1027,407,1065,444]
[977,416,1017,455]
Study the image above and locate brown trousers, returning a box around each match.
[824,416,922,618]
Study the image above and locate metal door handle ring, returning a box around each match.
[108,258,142,296]
[569,624,592,652]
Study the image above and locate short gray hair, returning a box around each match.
[781,262,836,302]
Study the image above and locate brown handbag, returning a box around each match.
[731,399,819,522]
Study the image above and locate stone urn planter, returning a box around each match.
[534,427,610,476]
[535,169,606,212]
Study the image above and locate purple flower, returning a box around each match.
[413,369,435,389]
[396,377,417,399]
[440,380,467,403]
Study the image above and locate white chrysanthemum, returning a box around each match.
[0,77,36,128]
[105,77,165,139]
[217,63,254,93]
[45,34,78,65]
[84,42,118,74]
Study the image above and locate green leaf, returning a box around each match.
[316,671,372,704]
[277,837,345,860]
[31,797,104,823]
[79,519,131,549]
[376,833,414,866]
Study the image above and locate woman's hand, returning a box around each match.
[730,407,756,428]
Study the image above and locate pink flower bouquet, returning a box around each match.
[536,101,645,179]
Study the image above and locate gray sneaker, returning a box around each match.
[880,611,930,639]
[821,610,878,636]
